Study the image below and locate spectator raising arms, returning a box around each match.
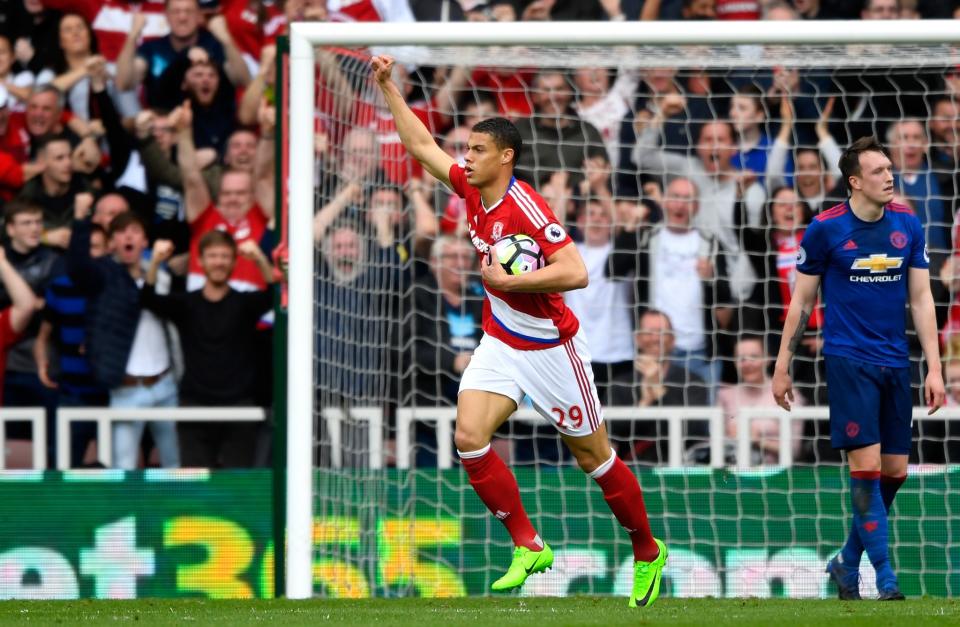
[143,233,273,468]
[68,207,181,470]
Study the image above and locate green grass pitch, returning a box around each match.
[5,597,960,626]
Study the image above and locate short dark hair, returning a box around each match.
[198,230,237,255]
[34,134,71,156]
[838,136,890,186]
[90,224,107,240]
[470,117,522,165]
[639,308,673,331]
[107,211,148,238]
[4,200,43,225]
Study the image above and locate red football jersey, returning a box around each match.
[188,203,269,292]
[448,163,580,350]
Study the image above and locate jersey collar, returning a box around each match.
[482,176,516,213]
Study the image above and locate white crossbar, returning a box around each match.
[0,407,46,470]
[56,407,265,470]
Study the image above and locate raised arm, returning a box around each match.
[254,101,276,223]
[371,55,455,188]
[630,94,695,179]
[115,11,147,91]
[909,266,946,414]
[238,240,276,285]
[206,16,251,89]
[173,100,211,223]
[238,45,275,126]
[772,271,821,410]
[0,247,38,334]
[765,95,794,191]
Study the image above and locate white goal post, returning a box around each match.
[286,19,960,599]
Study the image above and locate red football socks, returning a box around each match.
[459,445,542,551]
[592,454,659,562]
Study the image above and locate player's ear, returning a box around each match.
[501,148,514,165]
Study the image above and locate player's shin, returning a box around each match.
[841,472,907,566]
[849,470,898,591]
[458,444,543,551]
[590,451,659,562]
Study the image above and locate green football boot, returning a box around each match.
[490,543,554,591]
[628,539,668,608]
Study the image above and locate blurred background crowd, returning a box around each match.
[1,0,959,469]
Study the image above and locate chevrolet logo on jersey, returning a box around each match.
[850,254,904,283]
[851,254,903,273]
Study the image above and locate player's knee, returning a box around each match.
[454,427,488,454]
[572,448,606,474]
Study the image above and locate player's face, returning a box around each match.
[464,132,509,187]
[852,150,895,205]
[200,244,237,285]
[735,339,766,384]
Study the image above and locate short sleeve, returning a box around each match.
[909,215,929,269]
[448,163,468,198]
[796,219,828,276]
[513,186,571,258]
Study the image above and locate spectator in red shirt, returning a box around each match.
[174,99,274,292]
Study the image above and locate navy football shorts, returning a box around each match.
[824,354,913,455]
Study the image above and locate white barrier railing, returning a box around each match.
[0,408,46,470]
[5,404,959,470]
[320,407,384,470]
[395,406,725,470]
[56,407,266,470]
[735,406,960,467]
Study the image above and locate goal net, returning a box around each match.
[283,21,960,600]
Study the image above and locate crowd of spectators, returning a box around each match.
[1,0,959,469]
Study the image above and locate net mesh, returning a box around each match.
[302,41,960,599]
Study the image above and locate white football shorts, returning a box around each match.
[458,328,603,437]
